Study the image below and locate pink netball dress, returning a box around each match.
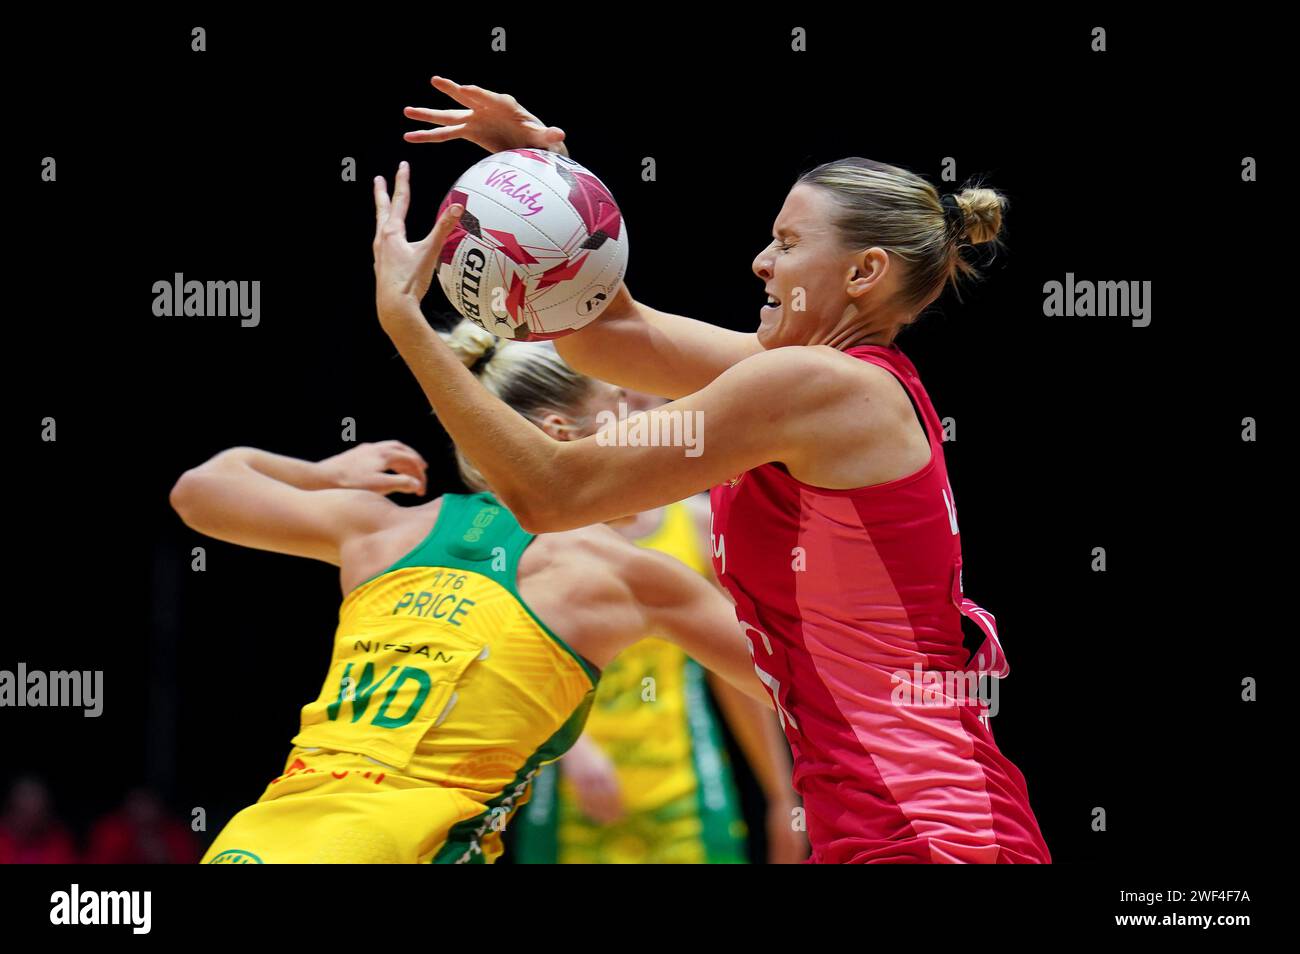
[709,344,1050,864]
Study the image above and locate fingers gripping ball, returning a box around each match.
[436,150,629,340]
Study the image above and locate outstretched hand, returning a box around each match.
[372,161,463,325]
[403,76,567,155]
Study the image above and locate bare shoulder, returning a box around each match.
[779,347,929,489]
[781,346,921,435]
[727,342,842,379]
[520,522,629,596]
[524,522,678,594]
[339,487,419,526]
[725,344,898,410]
[338,496,442,593]
[517,523,647,667]
[814,344,910,395]
[524,521,636,572]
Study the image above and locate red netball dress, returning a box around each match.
[709,344,1050,864]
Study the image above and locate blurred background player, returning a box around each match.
[84,788,202,865]
[0,776,78,864]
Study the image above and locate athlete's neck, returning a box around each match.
[809,307,909,351]
[825,325,898,350]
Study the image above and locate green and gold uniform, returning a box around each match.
[202,492,598,864]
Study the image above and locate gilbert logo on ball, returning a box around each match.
[436,149,628,341]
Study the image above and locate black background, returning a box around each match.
[6,8,1278,880]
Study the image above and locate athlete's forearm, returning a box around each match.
[641,553,774,708]
[554,285,761,399]
[200,447,334,490]
[552,284,638,378]
[170,444,411,564]
[169,448,334,548]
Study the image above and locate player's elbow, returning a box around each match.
[170,449,248,530]
[169,470,199,524]
[506,483,604,534]
[499,447,596,533]
[169,468,214,531]
[505,492,565,534]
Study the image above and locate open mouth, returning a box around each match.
[762,293,782,313]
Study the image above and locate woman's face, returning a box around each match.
[751,183,892,349]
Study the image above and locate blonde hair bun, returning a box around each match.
[439,319,500,372]
[952,188,1007,246]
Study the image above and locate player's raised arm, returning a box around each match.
[372,164,851,533]
[618,546,772,709]
[169,442,425,565]
[554,283,763,399]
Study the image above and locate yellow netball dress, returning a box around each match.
[201,492,599,864]
[512,500,747,864]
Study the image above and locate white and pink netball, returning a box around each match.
[435,149,629,340]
